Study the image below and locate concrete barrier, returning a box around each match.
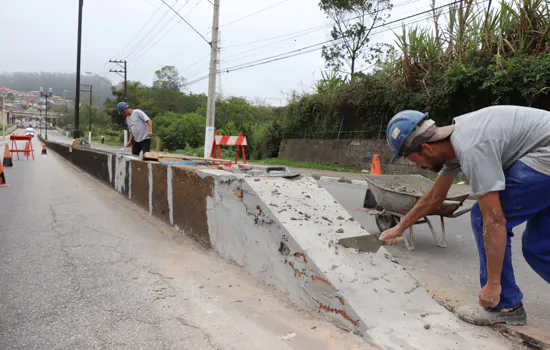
[42,138,511,349]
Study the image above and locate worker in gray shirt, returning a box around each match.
[117,102,153,156]
[381,105,550,326]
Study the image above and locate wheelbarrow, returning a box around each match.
[362,174,472,251]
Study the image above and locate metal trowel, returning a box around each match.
[337,234,385,253]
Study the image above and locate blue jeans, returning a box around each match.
[471,161,550,308]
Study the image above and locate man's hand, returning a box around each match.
[380,226,404,245]
[125,141,132,148]
[479,283,501,307]
[148,131,153,137]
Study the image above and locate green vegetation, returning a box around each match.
[259,158,362,173]
[287,0,550,139]
[51,0,550,174]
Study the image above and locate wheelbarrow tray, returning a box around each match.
[363,174,470,216]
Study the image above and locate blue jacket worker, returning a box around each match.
[381,105,550,326]
[117,102,153,156]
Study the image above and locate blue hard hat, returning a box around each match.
[117,102,129,114]
[386,110,429,163]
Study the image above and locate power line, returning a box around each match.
[159,0,210,45]
[220,0,291,28]
[125,0,189,62]
[112,0,165,60]
[181,53,211,72]
[218,0,483,74]
[121,0,183,61]
[184,0,205,16]
[221,0,418,49]
[129,18,181,63]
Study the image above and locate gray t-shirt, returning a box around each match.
[126,109,151,143]
[439,105,550,197]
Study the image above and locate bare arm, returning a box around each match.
[477,191,507,307]
[397,173,456,230]
[380,173,456,243]
[147,120,153,136]
[126,131,134,147]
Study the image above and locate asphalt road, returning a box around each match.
[320,181,550,337]
[0,137,368,350]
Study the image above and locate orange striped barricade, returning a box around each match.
[210,131,247,167]
[10,135,34,160]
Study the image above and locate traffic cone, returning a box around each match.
[370,154,381,175]
[2,144,13,167]
[0,160,8,187]
[24,142,30,158]
[41,144,47,155]
[363,154,381,209]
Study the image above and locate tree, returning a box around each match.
[153,66,187,91]
[320,0,392,80]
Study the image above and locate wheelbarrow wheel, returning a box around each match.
[375,206,398,233]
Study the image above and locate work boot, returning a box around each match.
[457,303,527,326]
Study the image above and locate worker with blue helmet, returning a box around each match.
[117,102,129,115]
[117,102,153,156]
[381,106,550,328]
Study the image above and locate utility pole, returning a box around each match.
[109,60,127,100]
[217,31,223,98]
[1,95,5,140]
[80,84,92,143]
[74,0,84,139]
[204,0,220,158]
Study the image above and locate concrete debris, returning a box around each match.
[336,229,344,233]
[278,332,297,341]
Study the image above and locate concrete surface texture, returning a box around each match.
[321,181,550,346]
[236,176,513,349]
[38,133,520,348]
[0,137,370,349]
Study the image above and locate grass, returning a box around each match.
[258,158,362,173]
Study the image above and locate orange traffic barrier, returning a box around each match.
[2,144,13,167]
[363,154,381,209]
[0,160,8,187]
[370,154,381,175]
[10,135,34,160]
[41,144,48,155]
[210,130,248,167]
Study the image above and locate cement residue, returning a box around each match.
[388,183,421,195]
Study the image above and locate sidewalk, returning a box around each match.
[47,130,126,153]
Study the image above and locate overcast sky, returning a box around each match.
[0,0,437,105]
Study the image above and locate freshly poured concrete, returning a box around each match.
[204,173,510,349]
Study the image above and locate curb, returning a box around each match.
[314,175,361,185]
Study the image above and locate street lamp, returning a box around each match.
[40,87,53,140]
[85,72,112,86]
